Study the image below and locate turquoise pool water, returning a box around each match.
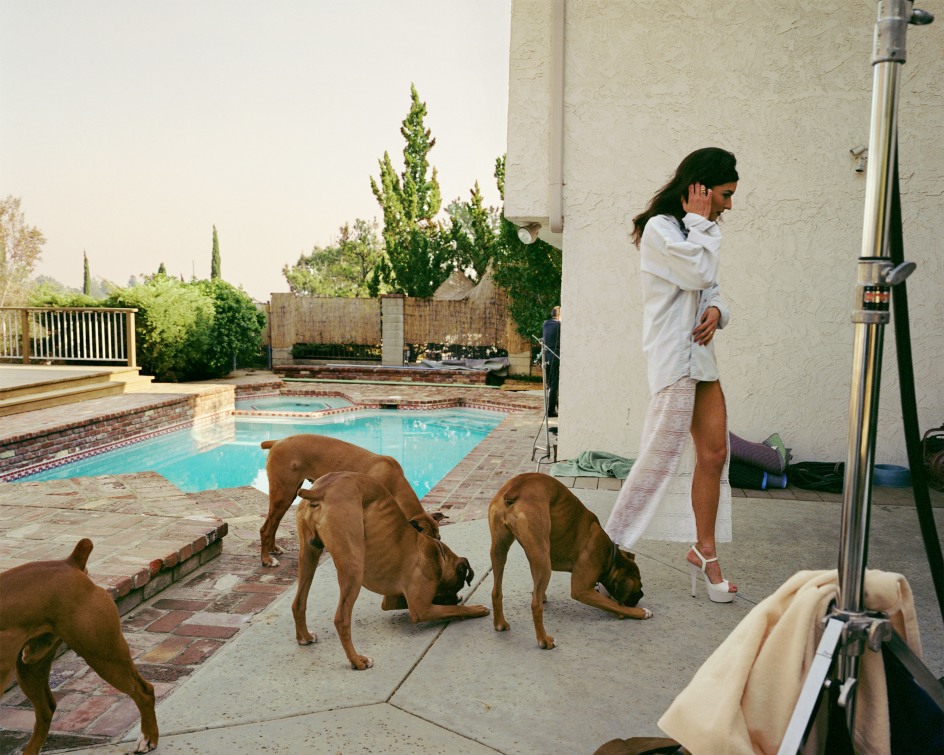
[21,408,503,496]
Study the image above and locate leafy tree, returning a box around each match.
[192,278,266,375]
[211,226,221,279]
[370,85,452,296]
[339,219,386,294]
[157,262,166,275]
[445,181,501,282]
[83,251,91,295]
[283,219,385,297]
[490,156,562,339]
[0,195,46,306]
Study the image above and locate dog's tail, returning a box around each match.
[68,538,94,571]
[260,440,276,450]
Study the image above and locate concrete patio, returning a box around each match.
[0,371,941,753]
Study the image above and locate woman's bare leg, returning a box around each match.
[686,380,736,592]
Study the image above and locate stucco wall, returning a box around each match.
[507,0,943,466]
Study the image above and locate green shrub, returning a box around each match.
[106,276,215,382]
[192,279,266,375]
[28,286,103,308]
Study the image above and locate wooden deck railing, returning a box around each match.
[0,307,137,367]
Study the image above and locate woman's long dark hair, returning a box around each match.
[631,148,739,247]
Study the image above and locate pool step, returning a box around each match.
[0,367,154,417]
[0,472,230,612]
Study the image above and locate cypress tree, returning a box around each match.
[83,251,91,295]
[211,226,221,279]
[370,85,450,296]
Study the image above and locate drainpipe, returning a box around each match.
[549,0,565,234]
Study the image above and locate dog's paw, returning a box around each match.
[262,555,281,568]
[134,733,158,752]
[350,655,374,670]
[297,633,317,646]
[538,636,556,650]
[270,543,285,555]
[494,620,510,632]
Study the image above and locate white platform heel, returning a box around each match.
[688,545,736,603]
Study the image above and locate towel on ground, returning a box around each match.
[658,569,922,755]
[550,450,635,479]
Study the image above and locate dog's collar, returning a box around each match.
[606,541,619,573]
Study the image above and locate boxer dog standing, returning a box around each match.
[292,472,489,670]
[259,434,444,567]
[488,472,652,649]
[0,539,158,754]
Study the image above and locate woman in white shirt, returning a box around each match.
[604,147,739,603]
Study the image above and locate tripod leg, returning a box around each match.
[778,617,845,755]
[531,339,555,470]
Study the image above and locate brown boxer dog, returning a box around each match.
[488,472,651,649]
[259,434,444,567]
[291,471,489,670]
[0,539,158,754]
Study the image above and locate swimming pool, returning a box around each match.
[20,408,504,496]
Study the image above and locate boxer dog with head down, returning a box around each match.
[488,472,652,650]
[259,434,444,567]
[0,539,158,755]
[291,471,489,670]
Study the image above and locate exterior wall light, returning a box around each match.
[517,222,542,244]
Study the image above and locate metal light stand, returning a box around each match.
[531,336,559,469]
[779,2,939,751]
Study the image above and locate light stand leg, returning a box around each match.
[778,618,845,755]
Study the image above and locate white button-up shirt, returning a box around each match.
[639,212,730,395]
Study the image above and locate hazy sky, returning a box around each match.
[1,1,512,301]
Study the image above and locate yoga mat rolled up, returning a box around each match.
[729,431,788,474]
[729,460,788,490]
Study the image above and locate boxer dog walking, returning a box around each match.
[292,472,489,670]
[0,539,158,754]
[488,473,652,649]
[259,434,444,567]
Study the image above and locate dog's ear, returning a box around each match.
[457,558,474,586]
[619,548,637,561]
[297,487,319,501]
[431,511,447,523]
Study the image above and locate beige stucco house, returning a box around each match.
[504,0,943,468]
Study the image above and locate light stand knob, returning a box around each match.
[884,261,916,285]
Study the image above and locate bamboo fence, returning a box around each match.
[268,276,529,355]
[269,293,381,350]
